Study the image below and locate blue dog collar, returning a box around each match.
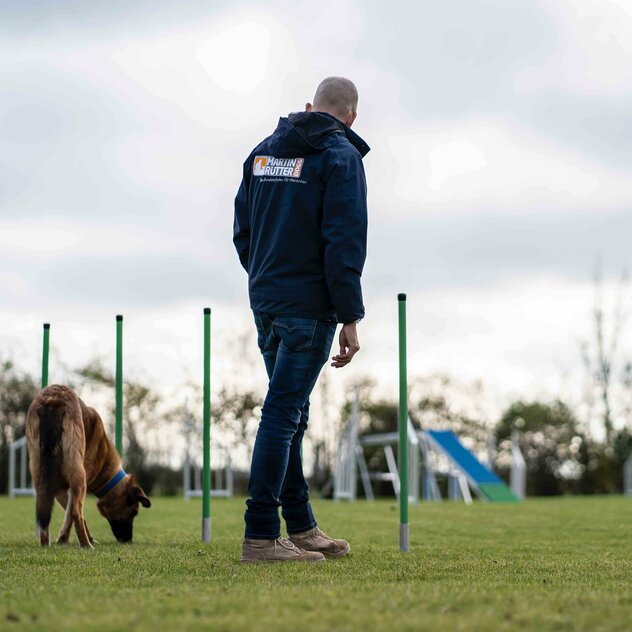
[95,469,127,498]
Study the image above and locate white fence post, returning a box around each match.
[624,454,632,497]
[510,431,527,500]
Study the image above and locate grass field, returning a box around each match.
[1,495,631,631]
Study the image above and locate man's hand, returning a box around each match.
[331,323,360,368]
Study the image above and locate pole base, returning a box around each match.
[202,517,211,543]
[399,523,409,552]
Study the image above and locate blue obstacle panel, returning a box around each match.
[426,430,519,502]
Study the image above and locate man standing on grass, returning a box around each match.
[233,77,369,563]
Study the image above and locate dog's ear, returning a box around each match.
[131,485,151,508]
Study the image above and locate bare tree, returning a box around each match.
[0,358,39,493]
[73,359,173,475]
[214,386,261,462]
[580,262,630,443]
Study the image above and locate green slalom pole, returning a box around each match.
[41,323,50,388]
[202,307,211,543]
[398,293,409,552]
[115,315,123,457]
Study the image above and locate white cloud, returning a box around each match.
[379,117,630,212]
[357,274,618,402]
[0,224,82,253]
[107,12,299,130]
[517,0,632,94]
[195,21,274,96]
[427,138,488,190]
[0,220,177,258]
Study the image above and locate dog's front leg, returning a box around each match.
[69,471,93,549]
[84,520,97,545]
[55,490,73,544]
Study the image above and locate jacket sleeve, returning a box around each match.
[233,159,251,272]
[321,150,368,324]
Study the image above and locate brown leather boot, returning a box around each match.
[240,537,326,563]
[289,527,350,558]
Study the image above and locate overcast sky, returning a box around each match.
[1,0,631,429]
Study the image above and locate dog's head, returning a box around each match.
[96,474,151,543]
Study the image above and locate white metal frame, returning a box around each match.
[183,449,234,499]
[424,432,494,503]
[8,436,35,498]
[358,419,420,503]
[333,388,363,500]
[182,408,233,499]
[334,421,481,504]
[333,388,425,504]
[447,471,473,503]
[419,432,442,501]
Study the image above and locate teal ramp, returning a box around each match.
[426,430,519,502]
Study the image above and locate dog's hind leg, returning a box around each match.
[36,476,56,547]
[56,490,73,544]
[36,493,54,547]
[26,401,42,543]
[33,403,63,546]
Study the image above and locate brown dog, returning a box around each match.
[26,384,151,548]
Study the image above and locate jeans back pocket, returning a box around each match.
[273,317,318,352]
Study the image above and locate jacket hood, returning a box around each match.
[266,112,370,159]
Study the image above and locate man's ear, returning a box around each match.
[345,112,357,128]
[305,102,313,112]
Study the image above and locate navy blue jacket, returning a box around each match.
[233,111,369,324]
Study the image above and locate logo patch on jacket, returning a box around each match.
[253,156,304,178]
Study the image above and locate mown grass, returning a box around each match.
[0,495,630,631]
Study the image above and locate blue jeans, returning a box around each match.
[245,312,337,539]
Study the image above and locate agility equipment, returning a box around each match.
[183,403,233,499]
[333,387,362,501]
[9,312,224,528]
[398,293,409,552]
[335,292,413,552]
[115,315,123,457]
[333,395,420,504]
[8,437,33,498]
[425,430,519,502]
[7,323,51,498]
[202,307,212,543]
[335,424,521,503]
[7,316,159,503]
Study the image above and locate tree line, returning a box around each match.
[1,267,630,496]
[2,357,630,497]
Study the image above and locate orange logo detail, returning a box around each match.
[254,156,268,175]
[292,158,304,177]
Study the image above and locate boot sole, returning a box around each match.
[239,557,326,564]
[289,542,351,558]
[322,543,351,558]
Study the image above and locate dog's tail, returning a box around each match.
[35,400,64,536]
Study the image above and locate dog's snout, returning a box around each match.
[109,519,134,543]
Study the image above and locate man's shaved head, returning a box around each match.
[307,77,359,127]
